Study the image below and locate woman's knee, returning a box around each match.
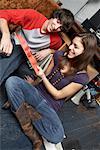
[5,76,20,91]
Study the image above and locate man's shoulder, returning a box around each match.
[50,33,62,49]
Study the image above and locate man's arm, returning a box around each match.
[0,18,13,56]
[0,9,41,55]
[0,9,46,29]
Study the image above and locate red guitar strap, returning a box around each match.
[15,33,39,74]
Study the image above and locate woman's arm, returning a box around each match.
[37,66,83,100]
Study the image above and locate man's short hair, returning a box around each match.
[52,8,74,32]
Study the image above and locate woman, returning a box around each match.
[5,33,97,150]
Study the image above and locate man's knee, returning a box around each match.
[5,76,19,91]
[51,127,64,144]
[45,124,64,144]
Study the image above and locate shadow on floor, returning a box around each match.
[0,87,100,150]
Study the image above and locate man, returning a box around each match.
[0,8,74,85]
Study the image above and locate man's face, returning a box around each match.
[46,18,62,33]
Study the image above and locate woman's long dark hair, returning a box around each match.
[59,32,98,75]
[70,33,97,72]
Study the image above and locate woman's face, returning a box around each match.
[68,37,84,58]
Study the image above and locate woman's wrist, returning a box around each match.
[41,73,46,79]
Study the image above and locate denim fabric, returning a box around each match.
[15,61,35,80]
[5,76,64,144]
[0,40,24,86]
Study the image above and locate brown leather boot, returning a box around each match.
[25,103,42,121]
[15,102,42,150]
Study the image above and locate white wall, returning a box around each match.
[75,0,100,23]
[60,0,88,15]
[60,0,100,23]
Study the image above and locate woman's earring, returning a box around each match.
[64,52,67,56]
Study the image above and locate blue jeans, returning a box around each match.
[0,38,25,86]
[5,76,64,144]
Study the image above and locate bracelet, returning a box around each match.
[41,74,46,79]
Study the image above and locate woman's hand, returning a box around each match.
[36,66,46,79]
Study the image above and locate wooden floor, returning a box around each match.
[0,88,100,150]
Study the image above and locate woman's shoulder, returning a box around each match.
[54,50,64,62]
[77,70,87,74]
[72,70,89,86]
[54,50,64,57]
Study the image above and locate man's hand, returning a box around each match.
[34,48,51,61]
[0,33,13,56]
[24,75,35,85]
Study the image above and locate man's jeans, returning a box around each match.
[0,40,24,86]
[5,76,64,144]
